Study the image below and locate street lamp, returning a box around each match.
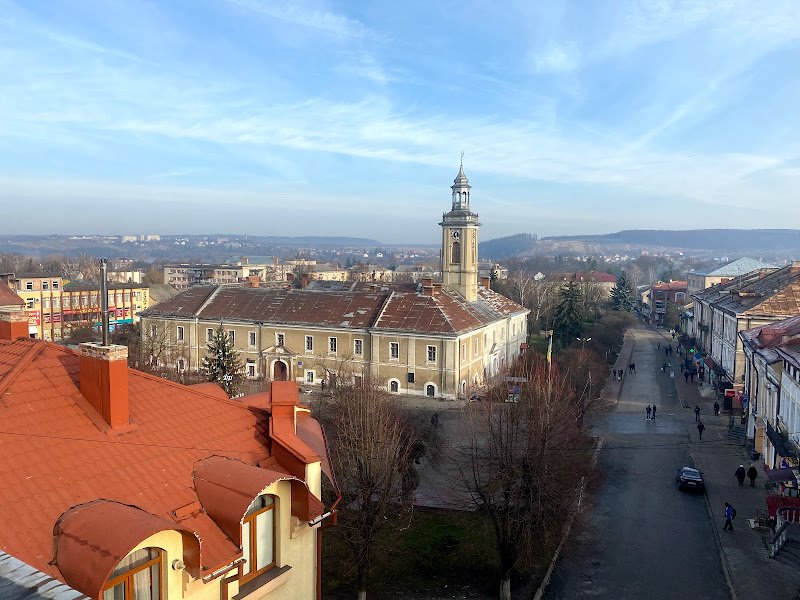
[576,337,592,350]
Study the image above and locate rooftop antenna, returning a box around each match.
[460,150,464,167]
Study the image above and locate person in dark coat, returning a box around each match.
[652,404,657,419]
[747,465,758,487]
[697,421,705,440]
[735,464,746,486]
[724,502,735,530]
[684,371,690,383]
[713,401,720,416]
[646,405,652,420]
[694,405,700,422]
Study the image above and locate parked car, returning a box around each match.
[677,467,705,491]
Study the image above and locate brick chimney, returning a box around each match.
[421,277,433,288]
[300,273,309,289]
[79,343,129,428]
[0,310,28,340]
[481,276,491,290]
[248,275,260,288]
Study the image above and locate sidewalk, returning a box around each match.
[604,332,635,403]
[669,334,800,599]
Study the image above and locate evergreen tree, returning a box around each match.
[610,271,635,312]
[202,324,243,397]
[553,282,584,346]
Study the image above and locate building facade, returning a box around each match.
[0,275,150,340]
[686,257,777,298]
[141,166,529,399]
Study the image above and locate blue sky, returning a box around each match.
[0,0,798,243]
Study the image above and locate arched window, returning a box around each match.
[102,548,163,599]
[451,241,461,264]
[461,381,467,395]
[241,495,275,583]
[389,379,400,393]
[425,384,435,397]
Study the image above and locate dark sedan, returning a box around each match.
[677,467,705,491]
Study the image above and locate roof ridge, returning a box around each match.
[195,285,224,319]
[371,290,395,328]
[0,340,47,399]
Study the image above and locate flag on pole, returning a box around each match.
[546,330,553,365]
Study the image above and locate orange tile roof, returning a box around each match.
[0,338,328,592]
[0,285,24,307]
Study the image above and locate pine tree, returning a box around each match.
[610,271,635,312]
[202,324,243,397]
[553,281,584,346]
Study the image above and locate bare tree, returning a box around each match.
[529,279,560,333]
[318,383,415,600]
[451,358,593,600]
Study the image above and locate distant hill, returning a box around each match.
[479,233,538,260]
[542,229,800,253]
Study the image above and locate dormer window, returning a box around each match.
[241,495,275,583]
[102,547,163,599]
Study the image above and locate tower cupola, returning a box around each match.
[440,159,481,302]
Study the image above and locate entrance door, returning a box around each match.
[273,360,288,381]
[426,384,435,397]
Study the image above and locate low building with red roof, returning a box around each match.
[0,310,338,600]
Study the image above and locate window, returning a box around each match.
[25,281,33,290]
[52,280,59,290]
[150,324,157,338]
[276,333,285,347]
[461,343,466,360]
[305,335,313,352]
[241,495,275,583]
[329,337,337,354]
[177,326,184,342]
[227,330,235,344]
[177,359,186,373]
[306,369,315,383]
[474,339,479,354]
[389,379,400,393]
[247,360,256,378]
[53,297,60,309]
[426,384,436,397]
[26,298,34,309]
[207,328,214,342]
[249,331,257,347]
[102,547,162,600]
[390,342,400,360]
[43,297,50,309]
[451,241,461,264]
[427,345,436,363]
[354,339,363,356]
[42,281,49,290]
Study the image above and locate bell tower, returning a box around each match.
[440,158,480,301]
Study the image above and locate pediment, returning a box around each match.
[264,345,298,356]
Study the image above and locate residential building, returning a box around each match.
[0,280,24,312]
[108,269,145,284]
[739,316,800,468]
[693,262,800,393]
[0,275,151,340]
[140,165,529,399]
[649,280,688,324]
[637,285,652,320]
[687,257,777,297]
[164,264,247,289]
[0,310,337,600]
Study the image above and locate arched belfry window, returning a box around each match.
[451,241,461,264]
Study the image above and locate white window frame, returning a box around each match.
[150,324,157,338]
[276,332,285,347]
[52,280,59,290]
[305,335,314,352]
[305,369,315,383]
[390,342,400,360]
[25,281,33,291]
[42,281,49,290]
[207,328,214,342]
[388,378,401,394]
[427,345,437,363]
[354,338,363,356]
[424,382,437,397]
[176,326,184,342]
[177,358,186,373]
[249,331,257,348]
[329,337,337,354]
[227,330,235,344]
[247,360,256,378]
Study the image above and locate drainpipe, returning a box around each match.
[100,259,109,346]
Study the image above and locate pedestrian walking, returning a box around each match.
[694,405,700,422]
[631,362,636,373]
[431,412,440,428]
[629,363,634,373]
[735,464,746,486]
[684,371,690,383]
[662,362,667,373]
[713,401,720,416]
[657,342,661,350]
[652,404,657,419]
[747,465,758,487]
[697,421,705,440]
[690,371,695,383]
[646,405,652,420]
[724,502,735,530]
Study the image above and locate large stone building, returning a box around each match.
[686,257,776,298]
[141,166,529,398]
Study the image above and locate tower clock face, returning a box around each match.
[452,230,460,240]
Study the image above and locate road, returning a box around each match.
[545,326,729,600]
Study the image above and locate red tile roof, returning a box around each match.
[0,285,24,307]
[652,280,688,291]
[0,338,329,596]
[143,284,527,336]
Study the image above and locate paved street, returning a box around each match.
[545,326,729,600]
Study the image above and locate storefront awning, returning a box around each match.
[766,423,798,459]
[766,467,798,484]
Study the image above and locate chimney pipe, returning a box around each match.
[481,276,491,290]
[79,342,129,428]
[0,310,28,340]
[100,259,109,346]
[300,273,309,289]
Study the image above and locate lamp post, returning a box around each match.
[576,337,592,351]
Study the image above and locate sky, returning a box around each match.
[0,0,799,243]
